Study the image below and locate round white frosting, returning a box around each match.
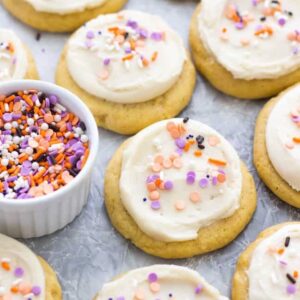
[0,233,45,299]
[66,10,187,104]
[266,84,300,191]
[95,265,229,300]
[198,0,300,80]
[24,0,107,14]
[119,118,242,242]
[248,224,300,299]
[0,29,28,81]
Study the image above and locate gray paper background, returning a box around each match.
[1,0,300,299]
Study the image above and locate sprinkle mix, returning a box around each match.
[144,119,227,212]
[0,89,89,200]
[0,40,16,80]
[267,235,299,295]
[80,14,165,80]
[0,257,42,300]
[222,0,298,54]
[107,271,204,299]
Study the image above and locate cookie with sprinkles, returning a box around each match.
[233,222,300,300]
[2,0,127,33]
[104,118,256,258]
[0,29,38,81]
[94,265,228,300]
[56,10,196,134]
[0,233,62,300]
[190,0,300,99]
[254,83,300,208]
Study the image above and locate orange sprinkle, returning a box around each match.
[208,158,227,167]
[1,261,10,271]
[293,137,300,143]
[122,54,134,61]
[278,248,284,255]
[194,150,202,157]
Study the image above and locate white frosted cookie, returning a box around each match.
[56,10,196,134]
[254,83,300,208]
[95,265,228,300]
[233,223,300,300]
[190,0,300,99]
[0,29,38,81]
[104,118,257,258]
[0,233,61,299]
[2,0,128,32]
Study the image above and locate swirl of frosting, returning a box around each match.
[248,224,300,299]
[0,233,45,300]
[119,118,242,242]
[24,0,107,14]
[198,0,300,80]
[66,10,187,104]
[0,29,28,81]
[95,265,228,300]
[266,84,300,191]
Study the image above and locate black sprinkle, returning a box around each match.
[36,153,47,163]
[16,128,22,136]
[49,124,59,132]
[287,273,296,284]
[285,236,291,247]
[196,135,204,144]
[124,32,129,39]
[143,198,147,202]
[36,32,41,41]
[79,121,87,131]
[260,17,266,22]
[183,117,189,123]
[69,169,78,177]
[198,144,205,150]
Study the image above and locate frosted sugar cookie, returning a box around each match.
[2,0,128,32]
[56,10,196,134]
[0,29,38,81]
[0,233,62,299]
[233,222,300,300]
[254,83,300,208]
[94,265,228,300]
[104,118,256,258]
[190,0,300,99]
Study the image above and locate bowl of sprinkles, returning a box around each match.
[0,80,99,238]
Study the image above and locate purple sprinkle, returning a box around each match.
[278,18,286,26]
[49,95,58,105]
[195,284,203,294]
[14,267,24,277]
[187,171,196,177]
[116,297,125,300]
[12,113,22,120]
[175,138,186,149]
[164,181,173,190]
[199,178,209,188]
[287,284,296,294]
[126,20,138,29]
[151,32,163,41]
[31,286,42,296]
[151,201,161,210]
[176,149,183,156]
[7,176,18,183]
[148,272,158,283]
[235,22,244,30]
[293,47,299,55]
[3,113,12,122]
[138,28,148,39]
[86,30,95,39]
[252,0,258,6]
[125,48,132,54]
[103,58,111,66]
[186,175,195,185]
[212,177,218,186]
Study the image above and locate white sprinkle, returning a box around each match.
[4,123,12,130]
[41,123,49,130]
[80,135,89,143]
[27,118,34,126]
[0,158,9,166]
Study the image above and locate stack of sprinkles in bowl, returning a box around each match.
[0,89,89,200]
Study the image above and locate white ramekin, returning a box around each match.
[0,80,99,238]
